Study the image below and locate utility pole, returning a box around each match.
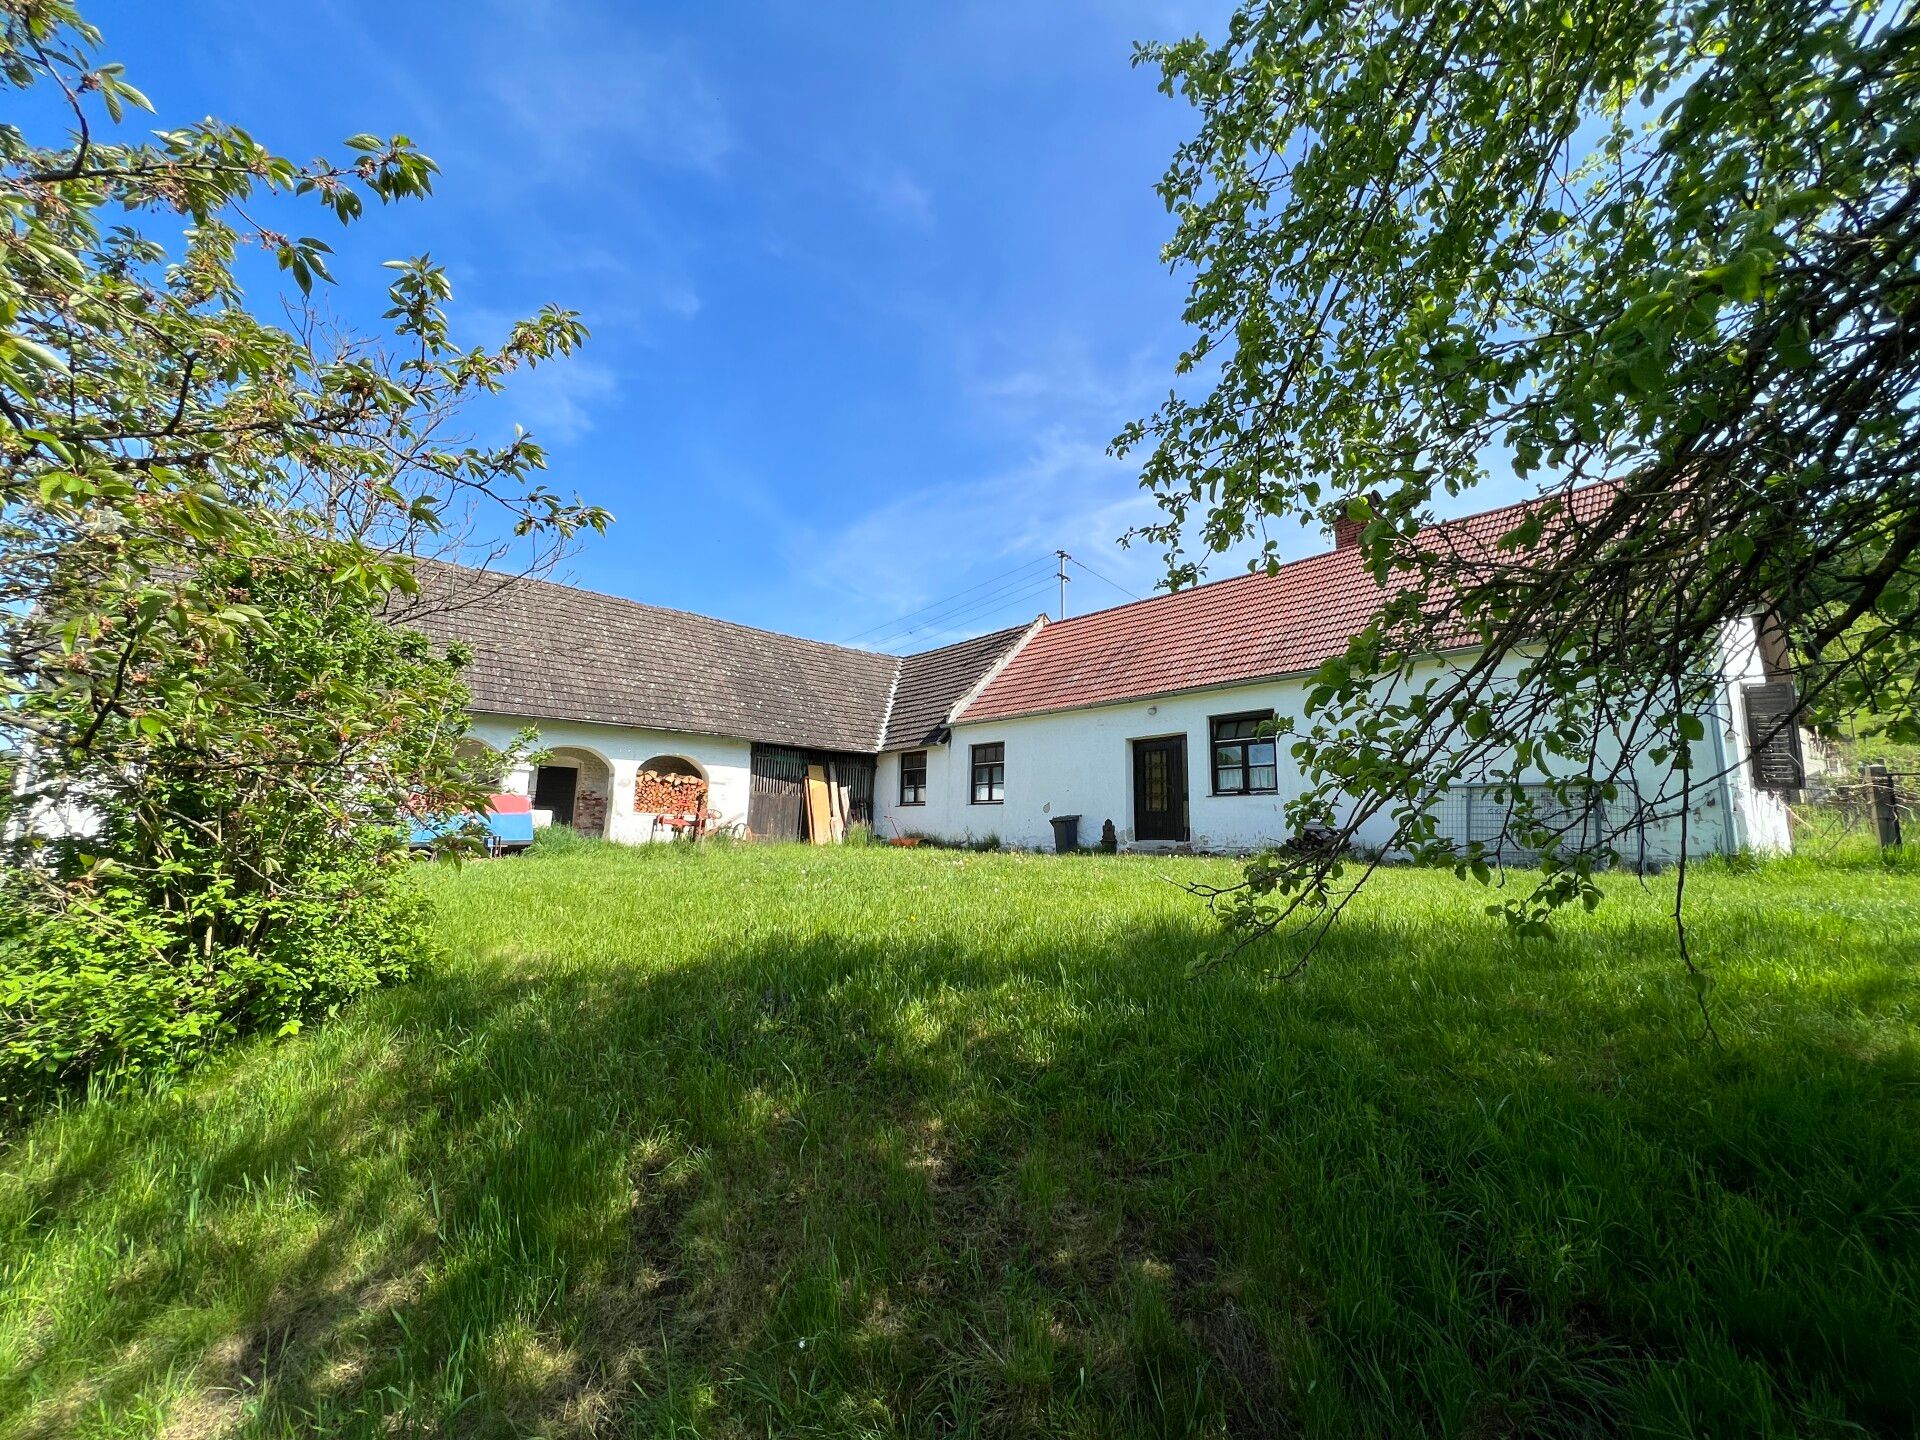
[1055,550,1071,620]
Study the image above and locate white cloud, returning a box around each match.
[964,333,1166,432]
[497,356,621,446]
[860,163,934,227]
[657,281,703,319]
[485,49,732,178]
[792,430,1168,649]
[461,1,732,180]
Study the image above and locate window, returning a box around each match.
[970,742,1004,804]
[1211,712,1278,795]
[899,750,928,805]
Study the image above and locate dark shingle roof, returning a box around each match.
[881,622,1037,750]
[396,562,901,753]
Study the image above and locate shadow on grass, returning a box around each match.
[5,889,1918,1438]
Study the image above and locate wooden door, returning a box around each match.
[1132,737,1187,842]
[747,745,807,840]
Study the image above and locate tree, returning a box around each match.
[1117,0,1919,958]
[0,1,605,1097]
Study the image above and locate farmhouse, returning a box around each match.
[398,492,1795,859]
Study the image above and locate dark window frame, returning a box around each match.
[899,749,928,806]
[969,742,1005,805]
[1210,711,1279,796]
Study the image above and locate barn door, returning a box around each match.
[748,745,808,841]
[840,755,876,828]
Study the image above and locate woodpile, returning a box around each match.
[635,769,707,816]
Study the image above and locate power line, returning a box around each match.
[840,554,1052,644]
[858,571,1058,648]
[868,576,1058,648]
[867,576,1058,649]
[1066,553,1142,603]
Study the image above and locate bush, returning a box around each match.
[0,550,484,1110]
[1,855,429,1105]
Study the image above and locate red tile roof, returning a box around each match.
[958,487,1613,724]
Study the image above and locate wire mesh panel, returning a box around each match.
[1430,783,1615,866]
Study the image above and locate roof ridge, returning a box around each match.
[899,619,1032,661]
[1025,482,1611,632]
[943,615,1048,732]
[875,656,906,752]
[413,558,903,664]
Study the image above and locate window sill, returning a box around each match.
[969,800,1004,806]
[1211,790,1280,798]
[896,801,926,807]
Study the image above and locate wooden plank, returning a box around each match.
[747,744,807,841]
[805,764,834,845]
[827,760,852,842]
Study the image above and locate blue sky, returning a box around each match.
[95,0,1327,650]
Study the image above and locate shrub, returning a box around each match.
[0,551,480,1109]
[2,853,429,1103]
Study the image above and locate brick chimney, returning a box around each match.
[1330,491,1385,550]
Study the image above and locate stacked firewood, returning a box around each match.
[634,770,708,815]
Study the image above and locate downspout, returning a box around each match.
[1703,642,1742,858]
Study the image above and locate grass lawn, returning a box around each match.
[3,843,1918,1438]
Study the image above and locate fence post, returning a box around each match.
[1866,763,1903,849]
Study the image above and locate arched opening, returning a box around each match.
[634,754,710,838]
[532,745,613,838]
[639,754,704,780]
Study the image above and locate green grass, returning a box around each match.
[3,846,1918,1438]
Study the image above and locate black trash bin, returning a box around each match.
[1049,814,1081,853]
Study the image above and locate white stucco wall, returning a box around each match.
[466,713,752,844]
[872,621,1785,862]
[468,617,1791,861]
[1709,613,1795,854]
[877,674,1406,854]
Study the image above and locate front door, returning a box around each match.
[533,764,578,828]
[1132,736,1188,842]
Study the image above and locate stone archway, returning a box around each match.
[533,745,614,838]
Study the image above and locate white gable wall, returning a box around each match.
[1708,614,1794,853]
